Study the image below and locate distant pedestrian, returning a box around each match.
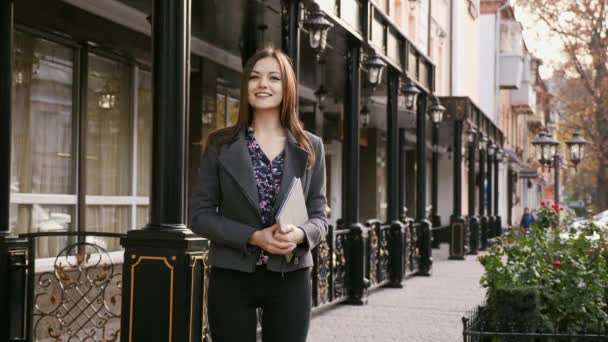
[520,207,535,231]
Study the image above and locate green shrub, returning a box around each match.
[479,203,608,334]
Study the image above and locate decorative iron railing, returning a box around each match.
[364,220,391,289]
[19,231,125,342]
[310,224,349,309]
[404,219,420,276]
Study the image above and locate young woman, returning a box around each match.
[190,47,328,342]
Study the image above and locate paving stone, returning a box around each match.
[307,244,486,342]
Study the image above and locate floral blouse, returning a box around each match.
[246,127,285,265]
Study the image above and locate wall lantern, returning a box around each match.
[363,52,386,87]
[401,79,420,110]
[565,128,587,167]
[97,84,116,109]
[467,128,477,144]
[478,134,488,150]
[428,96,446,124]
[488,143,497,156]
[360,105,371,128]
[303,9,334,61]
[495,148,504,161]
[314,85,328,109]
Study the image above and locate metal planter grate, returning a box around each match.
[463,305,608,342]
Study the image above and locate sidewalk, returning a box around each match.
[307,244,486,342]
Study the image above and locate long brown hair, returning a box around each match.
[204,47,315,169]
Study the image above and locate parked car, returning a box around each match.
[572,209,608,230]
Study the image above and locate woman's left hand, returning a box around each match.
[274,224,305,245]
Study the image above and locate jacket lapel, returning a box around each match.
[271,130,309,217]
[217,129,261,218]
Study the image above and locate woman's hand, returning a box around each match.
[273,224,305,245]
[248,224,296,255]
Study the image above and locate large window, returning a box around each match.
[10,31,152,257]
[10,32,76,257]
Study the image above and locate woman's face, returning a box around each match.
[248,56,283,112]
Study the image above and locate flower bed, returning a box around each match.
[477,203,608,336]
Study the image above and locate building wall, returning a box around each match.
[479,14,498,122]
[451,0,481,102]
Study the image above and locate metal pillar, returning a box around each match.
[242,0,258,65]
[468,136,479,254]
[430,123,441,248]
[479,145,488,250]
[416,93,432,276]
[281,0,299,80]
[0,1,29,340]
[487,151,494,239]
[494,151,501,236]
[386,69,405,287]
[449,121,465,259]
[507,168,514,226]
[120,1,206,341]
[343,39,367,305]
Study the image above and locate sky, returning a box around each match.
[512,2,566,79]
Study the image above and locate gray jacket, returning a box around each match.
[190,128,328,273]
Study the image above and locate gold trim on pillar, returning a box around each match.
[129,256,175,342]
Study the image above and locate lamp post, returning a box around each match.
[531,129,587,209]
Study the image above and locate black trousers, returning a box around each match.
[207,265,312,342]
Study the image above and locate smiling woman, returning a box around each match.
[191,47,328,342]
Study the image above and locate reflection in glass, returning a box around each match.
[136,206,149,229]
[11,32,75,195]
[86,54,132,196]
[137,70,152,197]
[11,204,74,258]
[86,206,130,251]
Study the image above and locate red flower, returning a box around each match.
[553,260,561,267]
[541,201,546,206]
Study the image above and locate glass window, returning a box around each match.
[86,54,132,196]
[11,204,74,257]
[136,206,149,229]
[11,32,75,195]
[227,97,239,126]
[86,205,130,251]
[137,70,152,197]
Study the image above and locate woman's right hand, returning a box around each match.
[248,224,296,255]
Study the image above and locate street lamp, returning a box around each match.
[363,52,386,87]
[401,79,420,110]
[428,95,446,124]
[565,128,587,168]
[531,128,587,209]
[303,9,334,61]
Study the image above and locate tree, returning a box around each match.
[516,0,608,209]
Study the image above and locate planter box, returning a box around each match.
[462,305,608,341]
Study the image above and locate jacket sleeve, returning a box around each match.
[190,137,257,253]
[295,137,329,255]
